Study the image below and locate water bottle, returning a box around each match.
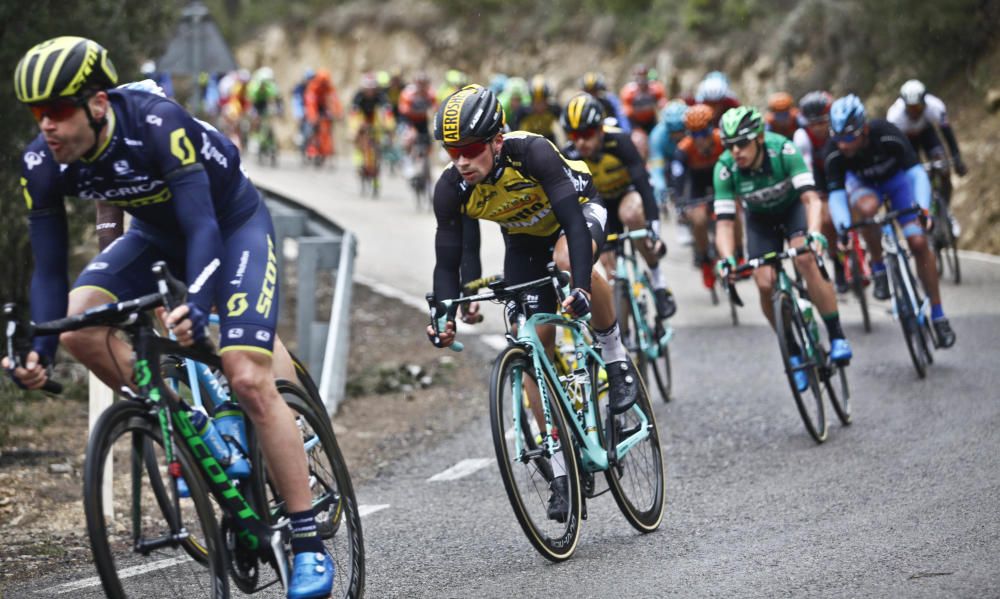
[189,409,250,478]
[797,297,820,342]
[213,401,248,455]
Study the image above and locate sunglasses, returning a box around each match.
[689,128,712,139]
[832,129,862,143]
[444,139,490,160]
[724,136,755,150]
[28,97,84,123]
[568,127,600,142]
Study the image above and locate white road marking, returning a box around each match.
[427,458,493,482]
[958,249,1000,265]
[354,273,427,311]
[46,556,191,594]
[358,503,390,518]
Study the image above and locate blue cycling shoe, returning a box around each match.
[830,338,853,363]
[287,550,334,599]
[788,355,810,393]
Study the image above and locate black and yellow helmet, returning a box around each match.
[14,36,118,105]
[561,93,605,132]
[433,84,505,144]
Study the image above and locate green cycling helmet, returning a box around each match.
[720,106,764,144]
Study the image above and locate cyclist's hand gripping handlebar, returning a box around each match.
[2,304,62,394]
[425,293,463,352]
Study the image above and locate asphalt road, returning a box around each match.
[8,153,998,598]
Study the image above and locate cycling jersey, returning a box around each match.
[561,126,657,217]
[886,94,962,159]
[351,90,391,121]
[792,126,828,184]
[432,132,600,303]
[713,131,815,219]
[22,88,276,359]
[647,122,680,200]
[670,130,725,202]
[398,84,435,124]
[593,92,631,133]
[620,81,667,131]
[515,103,562,142]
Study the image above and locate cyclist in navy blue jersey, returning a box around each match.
[4,37,332,598]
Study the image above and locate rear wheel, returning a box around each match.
[773,291,828,443]
[889,258,927,378]
[489,346,582,562]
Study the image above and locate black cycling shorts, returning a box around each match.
[745,200,808,259]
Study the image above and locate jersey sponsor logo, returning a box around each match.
[146,114,163,127]
[85,261,109,271]
[441,87,477,143]
[227,327,245,339]
[739,179,794,208]
[200,132,229,168]
[563,167,588,193]
[20,177,33,210]
[227,292,249,317]
[230,251,251,286]
[113,160,131,175]
[188,258,221,295]
[78,180,163,200]
[24,151,44,171]
[125,137,143,146]
[170,128,196,165]
[254,330,272,342]
[717,165,731,181]
[255,235,278,319]
[781,142,797,155]
[104,187,172,207]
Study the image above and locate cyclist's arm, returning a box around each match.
[459,215,482,288]
[523,139,595,293]
[431,170,466,305]
[647,124,668,196]
[669,147,689,202]
[824,150,852,233]
[606,94,631,133]
[926,95,962,160]
[96,202,125,251]
[617,131,659,226]
[712,158,738,259]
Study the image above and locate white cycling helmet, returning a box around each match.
[696,77,729,102]
[900,79,926,106]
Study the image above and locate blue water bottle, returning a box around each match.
[189,409,251,478]
[213,401,248,455]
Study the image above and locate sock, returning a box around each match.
[648,265,666,289]
[551,451,567,478]
[931,303,946,321]
[594,321,628,364]
[289,509,325,554]
[871,261,886,274]
[822,312,845,340]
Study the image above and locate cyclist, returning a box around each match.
[886,79,967,236]
[6,37,333,598]
[291,68,315,158]
[246,66,283,161]
[398,72,437,182]
[671,104,727,288]
[304,68,344,162]
[793,90,846,291]
[436,68,467,104]
[426,85,641,521]
[714,107,852,390]
[764,91,799,139]
[619,64,667,157]
[693,74,740,127]
[825,94,957,347]
[516,75,562,143]
[561,93,676,319]
[350,73,395,191]
[498,76,530,131]
[581,71,630,132]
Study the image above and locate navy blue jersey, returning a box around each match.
[21,88,260,357]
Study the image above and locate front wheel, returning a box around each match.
[84,401,229,598]
[773,291,828,443]
[649,320,672,403]
[889,258,928,378]
[489,346,582,562]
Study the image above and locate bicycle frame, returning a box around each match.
[611,230,673,360]
[880,221,930,327]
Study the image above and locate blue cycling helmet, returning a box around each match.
[660,100,688,132]
[830,94,866,136]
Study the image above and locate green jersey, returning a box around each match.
[713,131,815,218]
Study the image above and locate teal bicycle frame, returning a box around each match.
[610,229,673,362]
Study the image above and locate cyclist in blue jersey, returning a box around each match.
[825,94,956,348]
[4,37,333,598]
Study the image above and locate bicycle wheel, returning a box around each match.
[773,291,828,443]
[729,290,740,326]
[84,401,228,598]
[489,345,582,562]
[936,201,961,285]
[615,278,650,389]
[826,362,852,426]
[650,320,672,403]
[258,381,366,599]
[599,358,665,532]
[888,257,928,378]
[848,249,871,333]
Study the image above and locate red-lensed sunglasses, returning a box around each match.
[28,97,84,123]
[443,140,490,160]
[568,127,600,142]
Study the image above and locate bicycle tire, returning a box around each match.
[264,380,366,599]
[729,290,740,327]
[827,362,852,426]
[889,257,927,378]
[599,357,665,532]
[84,400,229,599]
[937,202,962,285]
[650,322,672,403]
[773,291,828,443]
[615,278,650,388]
[489,345,582,562]
[849,249,871,333]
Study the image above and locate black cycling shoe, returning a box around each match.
[607,360,638,414]
[834,260,848,294]
[547,475,569,523]
[872,270,890,300]
[654,288,677,319]
[933,318,957,348]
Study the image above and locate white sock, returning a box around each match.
[594,321,628,364]
[551,451,567,478]
[648,265,666,290]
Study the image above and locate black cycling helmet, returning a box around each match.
[561,93,605,132]
[14,36,118,104]
[433,84,505,145]
[799,90,833,123]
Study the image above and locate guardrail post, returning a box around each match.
[319,231,357,415]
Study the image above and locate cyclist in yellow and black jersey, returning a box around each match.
[428,85,642,522]
[561,93,675,318]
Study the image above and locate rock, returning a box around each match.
[437,355,455,368]
[986,89,1000,113]
[49,463,72,474]
[419,375,433,388]
[404,364,423,379]
[400,384,415,394]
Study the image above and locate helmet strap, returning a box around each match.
[80,95,109,161]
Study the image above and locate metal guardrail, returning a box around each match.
[260,185,357,415]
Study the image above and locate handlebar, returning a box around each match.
[721,245,829,307]
[843,205,923,232]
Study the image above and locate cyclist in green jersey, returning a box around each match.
[713,107,852,389]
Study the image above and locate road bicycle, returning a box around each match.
[428,264,665,562]
[3,263,364,598]
[724,247,851,443]
[845,206,939,378]
[926,160,961,285]
[405,134,432,212]
[606,229,673,402]
[356,124,381,198]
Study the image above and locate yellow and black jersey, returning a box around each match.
[562,126,658,220]
[514,104,562,143]
[433,131,599,301]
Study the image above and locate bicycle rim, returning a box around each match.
[84,401,228,599]
[489,346,582,562]
[826,362,852,426]
[890,259,927,378]
[601,360,665,532]
[774,292,827,443]
[265,381,366,598]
